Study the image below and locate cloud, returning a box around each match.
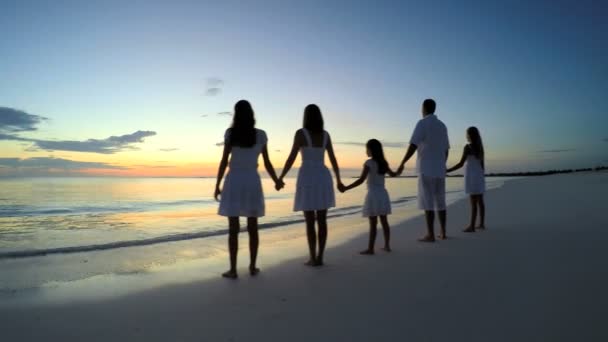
[0,157,128,170]
[538,149,576,153]
[215,141,224,146]
[159,147,179,152]
[201,114,209,118]
[334,141,407,148]
[32,131,157,154]
[204,77,224,96]
[217,111,232,117]
[0,107,48,133]
[133,164,174,169]
[0,108,156,154]
[1,130,157,154]
[603,138,608,142]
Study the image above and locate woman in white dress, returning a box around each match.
[447,126,486,232]
[214,100,283,279]
[341,139,396,254]
[278,104,343,266]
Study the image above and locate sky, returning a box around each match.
[1,0,607,177]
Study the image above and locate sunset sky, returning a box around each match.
[1,0,607,177]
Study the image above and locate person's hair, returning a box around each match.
[303,104,324,133]
[467,126,484,162]
[366,139,389,175]
[229,100,256,147]
[422,99,436,114]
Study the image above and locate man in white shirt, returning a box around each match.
[397,99,450,242]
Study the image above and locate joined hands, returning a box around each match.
[275,178,285,191]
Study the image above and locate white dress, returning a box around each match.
[464,152,485,195]
[294,129,336,211]
[218,129,267,217]
[362,159,392,217]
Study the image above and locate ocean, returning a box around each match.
[0,176,508,295]
[0,176,506,258]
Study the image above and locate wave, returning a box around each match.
[0,199,218,218]
[0,196,420,259]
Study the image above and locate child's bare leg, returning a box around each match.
[247,217,260,275]
[222,217,239,279]
[380,215,391,251]
[360,217,377,255]
[304,211,317,266]
[316,210,328,266]
[463,196,476,232]
[477,195,486,229]
[437,210,447,239]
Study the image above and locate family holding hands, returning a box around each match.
[215,99,485,279]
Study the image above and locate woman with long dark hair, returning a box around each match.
[340,139,396,254]
[278,104,343,266]
[447,126,486,231]
[214,100,283,278]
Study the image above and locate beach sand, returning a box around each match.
[1,172,606,341]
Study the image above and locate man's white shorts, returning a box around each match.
[417,175,446,211]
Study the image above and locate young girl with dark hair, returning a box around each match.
[341,139,396,254]
[279,104,343,266]
[214,100,283,279]
[447,126,486,232]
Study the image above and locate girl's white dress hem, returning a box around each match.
[294,129,336,212]
[362,159,392,217]
[218,129,267,218]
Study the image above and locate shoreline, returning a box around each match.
[0,178,509,303]
[1,173,606,341]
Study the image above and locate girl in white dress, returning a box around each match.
[214,100,283,279]
[279,104,343,266]
[447,126,486,232]
[341,139,396,254]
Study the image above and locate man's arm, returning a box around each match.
[397,144,417,175]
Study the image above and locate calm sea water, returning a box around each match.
[0,176,506,258]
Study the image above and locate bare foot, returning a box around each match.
[249,267,260,276]
[222,270,238,279]
[382,246,392,252]
[314,259,324,267]
[436,234,447,240]
[418,235,435,242]
[304,259,316,266]
[463,226,475,233]
[359,249,374,255]
[476,225,486,230]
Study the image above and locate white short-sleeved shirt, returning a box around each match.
[409,114,449,178]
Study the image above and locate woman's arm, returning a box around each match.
[343,165,369,192]
[326,133,342,186]
[214,143,232,200]
[278,131,302,180]
[447,146,469,173]
[262,144,283,190]
[386,165,398,177]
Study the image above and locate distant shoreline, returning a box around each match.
[395,166,608,178]
[0,166,606,179]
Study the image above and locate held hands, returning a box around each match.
[275,177,285,191]
[337,181,347,193]
[396,164,405,176]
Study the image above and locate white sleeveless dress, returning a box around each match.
[218,129,267,217]
[464,152,485,195]
[294,129,336,211]
[362,159,392,217]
